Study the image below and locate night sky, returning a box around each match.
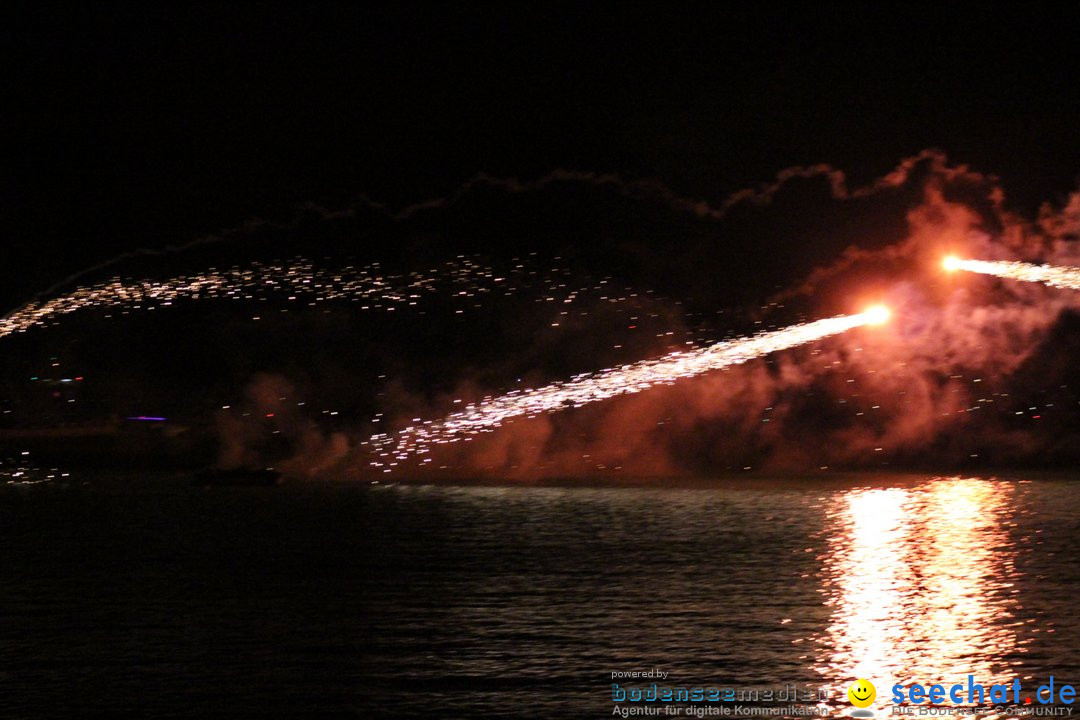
[7,4,1080,476]
[10,5,1079,307]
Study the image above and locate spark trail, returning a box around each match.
[944,256,1080,291]
[367,306,891,469]
[0,258,502,340]
[0,256,620,340]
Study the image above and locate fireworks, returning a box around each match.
[0,258,468,339]
[3,251,896,475]
[943,256,1080,291]
[367,307,891,469]
[0,256,645,341]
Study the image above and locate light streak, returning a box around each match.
[943,256,1080,291]
[367,307,891,468]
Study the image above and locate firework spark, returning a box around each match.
[943,256,1080,291]
[367,306,891,469]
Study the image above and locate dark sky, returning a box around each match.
[8,4,1080,310]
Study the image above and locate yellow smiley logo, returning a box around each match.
[848,679,876,708]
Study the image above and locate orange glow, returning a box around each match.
[861,304,890,325]
[942,255,961,272]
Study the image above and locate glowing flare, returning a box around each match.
[942,257,1080,291]
[942,255,961,272]
[368,310,889,468]
[862,305,890,325]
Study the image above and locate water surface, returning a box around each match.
[2,474,1077,718]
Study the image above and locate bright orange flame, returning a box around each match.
[942,255,961,272]
[862,304,890,325]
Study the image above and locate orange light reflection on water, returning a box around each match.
[815,478,1024,714]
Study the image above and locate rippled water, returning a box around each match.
[2,475,1078,718]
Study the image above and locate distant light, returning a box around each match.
[126,416,167,422]
[266,413,275,418]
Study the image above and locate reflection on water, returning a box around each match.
[3,474,1078,719]
[818,478,1026,708]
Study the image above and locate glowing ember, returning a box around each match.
[367,308,891,469]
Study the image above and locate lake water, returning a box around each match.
[2,474,1078,718]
